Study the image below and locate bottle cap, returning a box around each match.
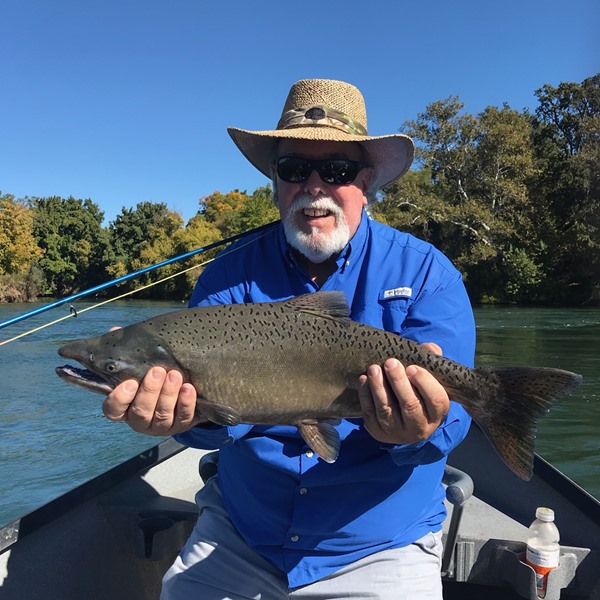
[535,507,555,522]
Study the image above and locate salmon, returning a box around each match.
[56,291,582,480]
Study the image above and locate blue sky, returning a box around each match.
[1,0,598,225]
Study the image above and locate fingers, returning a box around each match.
[404,364,449,425]
[421,341,442,355]
[102,367,199,436]
[358,364,401,438]
[359,352,450,445]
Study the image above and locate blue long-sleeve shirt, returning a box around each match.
[175,211,475,587]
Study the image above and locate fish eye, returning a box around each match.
[106,362,118,373]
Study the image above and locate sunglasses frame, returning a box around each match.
[276,156,365,186]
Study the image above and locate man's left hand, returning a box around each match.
[358,343,450,445]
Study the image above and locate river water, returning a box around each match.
[0,300,598,528]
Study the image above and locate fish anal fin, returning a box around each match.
[297,420,341,463]
[196,400,241,427]
[284,292,351,321]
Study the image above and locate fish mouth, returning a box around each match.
[55,364,114,395]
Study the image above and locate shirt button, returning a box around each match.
[305,451,314,458]
[222,436,233,444]
[299,487,308,495]
[290,535,299,542]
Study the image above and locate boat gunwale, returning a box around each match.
[0,438,185,554]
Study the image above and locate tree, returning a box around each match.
[531,74,600,303]
[30,196,108,295]
[167,215,223,299]
[235,185,279,233]
[402,97,480,204]
[388,97,554,303]
[198,187,279,237]
[199,190,249,236]
[0,193,43,275]
[107,201,183,287]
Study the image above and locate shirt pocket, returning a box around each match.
[378,294,412,334]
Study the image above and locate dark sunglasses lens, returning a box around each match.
[277,158,312,183]
[320,160,360,184]
[277,157,361,184]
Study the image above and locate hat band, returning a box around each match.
[276,105,368,136]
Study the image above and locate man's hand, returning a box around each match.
[102,367,201,436]
[357,343,450,446]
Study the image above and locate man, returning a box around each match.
[103,79,475,599]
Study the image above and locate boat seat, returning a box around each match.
[441,464,474,577]
[198,449,220,483]
[198,450,474,580]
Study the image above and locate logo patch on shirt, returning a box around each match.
[382,287,413,299]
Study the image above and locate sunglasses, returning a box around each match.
[276,156,365,185]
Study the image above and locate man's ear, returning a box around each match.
[361,167,375,205]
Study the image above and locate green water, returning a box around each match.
[0,301,598,529]
[474,305,599,497]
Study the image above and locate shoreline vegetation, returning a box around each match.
[1,75,598,307]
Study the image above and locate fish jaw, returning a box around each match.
[55,365,114,395]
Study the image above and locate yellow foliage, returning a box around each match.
[0,196,43,275]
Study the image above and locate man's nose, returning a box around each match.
[303,168,328,196]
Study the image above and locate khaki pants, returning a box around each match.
[161,477,443,600]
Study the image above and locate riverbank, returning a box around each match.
[0,269,46,303]
[0,278,36,303]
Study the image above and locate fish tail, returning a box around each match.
[469,367,582,481]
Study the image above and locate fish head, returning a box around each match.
[56,324,185,395]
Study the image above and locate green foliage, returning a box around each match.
[30,196,108,296]
[199,190,248,236]
[199,186,278,237]
[375,74,599,305]
[1,74,597,305]
[235,186,280,234]
[529,74,600,304]
[166,215,222,298]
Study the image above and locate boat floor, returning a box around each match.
[0,442,597,599]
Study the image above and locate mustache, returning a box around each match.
[289,195,343,215]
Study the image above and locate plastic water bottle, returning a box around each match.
[526,507,560,598]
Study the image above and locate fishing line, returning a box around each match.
[0,224,277,347]
[0,220,280,331]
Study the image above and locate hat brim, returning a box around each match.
[228,126,414,190]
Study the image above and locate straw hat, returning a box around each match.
[227,79,414,190]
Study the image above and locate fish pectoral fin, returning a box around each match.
[196,400,241,427]
[297,420,341,464]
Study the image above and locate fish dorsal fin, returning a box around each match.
[283,291,351,320]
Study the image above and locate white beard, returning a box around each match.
[282,195,351,264]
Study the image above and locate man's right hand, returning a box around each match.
[102,367,201,436]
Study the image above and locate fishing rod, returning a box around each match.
[0,220,280,331]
